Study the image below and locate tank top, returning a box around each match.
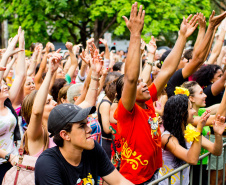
[158,131,191,185]
[97,98,112,139]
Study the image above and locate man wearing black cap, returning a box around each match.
[35,103,133,185]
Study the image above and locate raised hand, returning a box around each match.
[65,42,73,51]
[99,38,108,46]
[146,36,157,54]
[197,110,211,130]
[209,10,226,29]
[5,27,24,57]
[19,29,25,49]
[87,38,94,46]
[140,39,146,55]
[180,14,198,38]
[90,49,104,74]
[48,49,62,74]
[89,42,97,58]
[80,49,91,66]
[73,43,82,54]
[45,42,54,53]
[122,2,145,35]
[197,12,206,29]
[213,115,226,135]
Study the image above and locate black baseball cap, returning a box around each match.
[48,103,96,137]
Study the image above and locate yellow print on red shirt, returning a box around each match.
[121,139,148,170]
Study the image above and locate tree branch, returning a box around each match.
[99,14,117,38]
[212,0,226,11]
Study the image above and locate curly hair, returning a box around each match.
[193,64,222,87]
[163,94,189,168]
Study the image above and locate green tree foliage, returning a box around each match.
[0,0,211,48]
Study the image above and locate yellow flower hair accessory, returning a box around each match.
[174,87,190,96]
[184,124,200,142]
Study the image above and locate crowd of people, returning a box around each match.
[0,2,226,185]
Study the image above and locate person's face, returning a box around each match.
[190,84,207,108]
[0,80,9,100]
[43,94,57,120]
[187,100,196,124]
[136,78,151,102]
[68,119,94,150]
[56,67,65,79]
[24,77,35,96]
[212,69,223,83]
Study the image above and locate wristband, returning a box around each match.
[91,75,100,81]
[147,61,154,66]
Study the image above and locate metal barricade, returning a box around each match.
[149,143,226,185]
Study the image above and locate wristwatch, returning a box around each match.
[5,153,11,162]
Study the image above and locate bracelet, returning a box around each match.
[147,61,154,66]
[91,75,100,81]
[91,88,98,90]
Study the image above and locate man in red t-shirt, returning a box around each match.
[113,3,200,184]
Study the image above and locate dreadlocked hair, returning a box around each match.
[193,64,222,87]
[163,94,189,168]
[115,74,125,101]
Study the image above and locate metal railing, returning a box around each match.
[149,143,226,185]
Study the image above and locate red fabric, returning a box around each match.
[114,83,162,184]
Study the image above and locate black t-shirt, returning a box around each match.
[35,141,115,185]
[204,84,224,107]
[166,69,188,98]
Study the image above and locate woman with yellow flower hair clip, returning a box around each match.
[159,94,226,185]
[182,81,226,185]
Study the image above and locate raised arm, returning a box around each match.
[78,48,103,108]
[217,46,226,66]
[193,13,206,52]
[34,42,52,90]
[9,28,26,103]
[211,70,226,96]
[0,31,23,81]
[121,2,145,111]
[202,115,226,156]
[162,111,210,165]
[27,45,39,76]
[65,42,78,79]
[154,15,198,96]
[141,36,157,84]
[182,11,226,79]
[3,57,16,79]
[207,19,226,64]
[27,51,61,141]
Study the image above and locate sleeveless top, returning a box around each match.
[0,106,18,164]
[158,131,191,185]
[97,98,112,139]
[32,137,56,157]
